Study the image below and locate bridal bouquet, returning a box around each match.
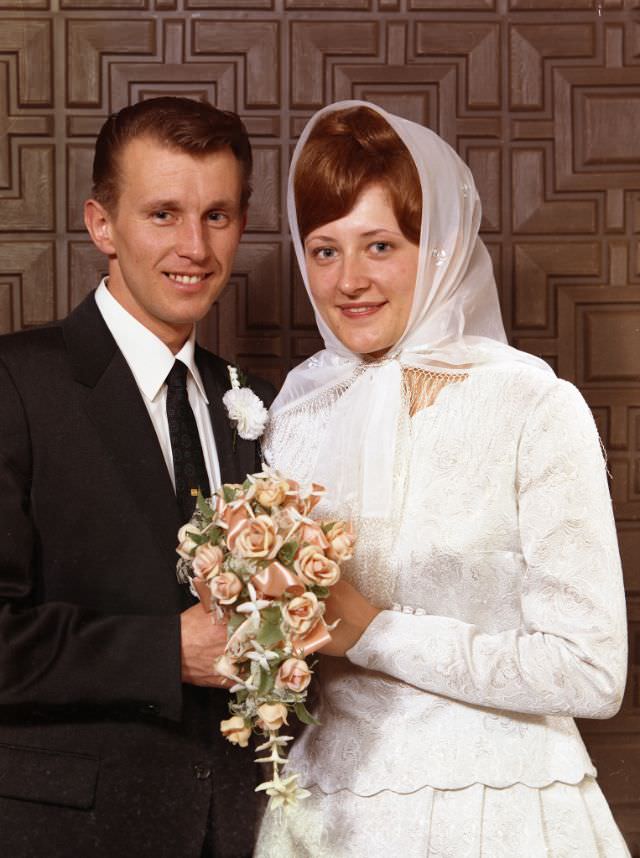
[176,469,355,810]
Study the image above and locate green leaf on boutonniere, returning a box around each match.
[311,585,330,600]
[227,612,246,635]
[223,485,236,503]
[203,525,223,545]
[294,702,320,726]
[257,668,275,695]
[277,540,299,567]
[320,522,335,534]
[196,492,214,520]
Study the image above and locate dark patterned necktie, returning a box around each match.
[165,359,211,522]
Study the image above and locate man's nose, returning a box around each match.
[175,219,209,261]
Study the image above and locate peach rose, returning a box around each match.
[254,478,289,509]
[294,545,340,587]
[192,544,224,578]
[275,657,312,693]
[209,571,243,605]
[257,702,288,732]
[215,498,251,533]
[297,522,329,550]
[325,521,355,563]
[282,592,321,635]
[177,524,202,560]
[227,515,282,559]
[220,715,252,748]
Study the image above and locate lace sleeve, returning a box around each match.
[346,380,628,718]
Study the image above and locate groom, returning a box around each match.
[0,98,273,857]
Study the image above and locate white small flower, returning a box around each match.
[246,641,280,673]
[255,772,311,810]
[223,366,268,440]
[236,581,272,615]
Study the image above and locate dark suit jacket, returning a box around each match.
[0,292,274,858]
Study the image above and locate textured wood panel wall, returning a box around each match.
[1,0,639,850]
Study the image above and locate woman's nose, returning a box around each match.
[337,254,370,294]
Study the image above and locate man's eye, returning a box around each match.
[152,211,171,221]
[208,211,228,224]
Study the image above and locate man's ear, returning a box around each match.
[84,199,116,256]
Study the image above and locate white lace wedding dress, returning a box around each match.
[254,361,630,857]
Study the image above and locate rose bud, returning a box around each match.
[254,479,289,509]
[297,522,329,550]
[257,702,289,732]
[176,524,201,560]
[227,515,282,560]
[192,544,224,578]
[325,521,355,563]
[282,592,321,635]
[220,716,252,748]
[275,658,312,693]
[209,571,243,605]
[294,545,341,587]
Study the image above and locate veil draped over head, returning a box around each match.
[270,100,552,519]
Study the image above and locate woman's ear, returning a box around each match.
[84,199,116,256]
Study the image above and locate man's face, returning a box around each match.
[85,136,246,350]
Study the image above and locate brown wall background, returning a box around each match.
[1,0,639,850]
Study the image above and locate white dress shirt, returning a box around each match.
[94,279,221,493]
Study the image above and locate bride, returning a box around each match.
[254,101,629,857]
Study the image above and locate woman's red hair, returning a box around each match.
[294,106,422,244]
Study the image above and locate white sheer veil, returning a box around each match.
[269,100,552,518]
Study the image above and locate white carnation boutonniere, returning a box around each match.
[223,365,268,442]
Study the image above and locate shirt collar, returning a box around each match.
[94,278,209,403]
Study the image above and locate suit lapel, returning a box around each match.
[195,348,257,486]
[62,294,182,564]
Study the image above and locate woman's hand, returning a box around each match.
[321,579,381,657]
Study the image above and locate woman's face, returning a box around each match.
[303,183,419,359]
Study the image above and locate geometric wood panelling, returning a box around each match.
[2,3,639,848]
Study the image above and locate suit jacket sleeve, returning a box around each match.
[0,357,183,720]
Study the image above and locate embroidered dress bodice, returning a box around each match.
[262,362,627,795]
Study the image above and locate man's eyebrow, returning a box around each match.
[142,198,238,211]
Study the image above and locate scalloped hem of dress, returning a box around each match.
[295,767,598,797]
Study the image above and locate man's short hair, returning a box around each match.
[92,96,253,212]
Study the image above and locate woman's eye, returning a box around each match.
[371,241,391,253]
[313,247,336,260]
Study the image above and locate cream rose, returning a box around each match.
[176,524,201,560]
[257,702,288,732]
[254,478,289,509]
[282,591,321,635]
[275,657,312,693]
[192,544,224,578]
[209,571,243,605]
[294,545,340,587]
[297,522,329,550]
[325,521,355,563]
[220,715,252,748]
[227,515,282,559]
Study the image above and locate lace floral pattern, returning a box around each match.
[255,362,629,856]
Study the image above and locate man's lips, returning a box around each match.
[165,272,211,285]
[337,302,387,318]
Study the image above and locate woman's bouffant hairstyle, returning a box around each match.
[294,106,422,244]
[92,96,253,213]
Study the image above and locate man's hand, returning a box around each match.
[180,603,231,688]
[320,579,381,657]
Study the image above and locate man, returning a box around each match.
[0,97,273,857]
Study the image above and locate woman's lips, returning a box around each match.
[338,302,386,318]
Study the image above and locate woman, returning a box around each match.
[255,101,629,857]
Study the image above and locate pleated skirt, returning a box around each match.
[254,777,630,858]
